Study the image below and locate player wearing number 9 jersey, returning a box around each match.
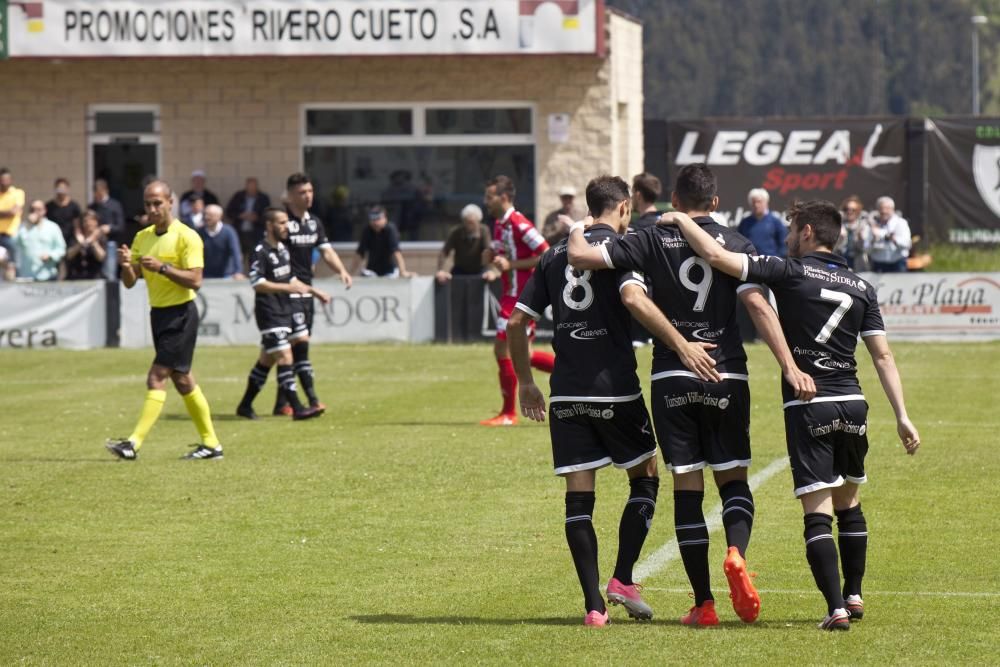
[662,199,920,631]
[568,164,814,627]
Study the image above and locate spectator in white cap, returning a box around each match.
[180,169,219,220]
[542,185,585,245]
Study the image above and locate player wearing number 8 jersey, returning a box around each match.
[662,199,920,631]
[568,164,815,626]
[508,175,720,626]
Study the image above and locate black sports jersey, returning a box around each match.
[516,223,646,401]
[603,217,760,378]
[285,209,331,285]
[249,241,294,325]
[741,251,885,405]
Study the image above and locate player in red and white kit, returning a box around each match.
[480,175,554,426]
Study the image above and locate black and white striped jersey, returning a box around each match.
[516,224,645,402]
[740,251,885,406]
[602,216,760,379]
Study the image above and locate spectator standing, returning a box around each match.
[541,185,585,245]
[15,200,66,281]
[46,178,83,246]
[436,204,491,283]
[0,167,25,280]
[183,197,206,229]
[631,172,663,232]
[65,210,107,280]
[836,195,872,271]
[179,169,220,221]
[90,178,125,280]
[738,189,787,256]
[225,177,271,261]
[199,204,245,279]
[351,205,414,278]
[869,196,911,273]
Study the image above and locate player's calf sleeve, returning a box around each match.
[613,476,659,585]
[565,491,605,614]
[835,505,868,598]
[804,512,844,614]
[129,389,166,448]
[239,362,269,407]
[292,342,318,404]
[719,480,754,557]
[181,386,220,448]
[497,358,517,415]
[529,351,555,374]
[674,490,713,604]
[276,364,304,410]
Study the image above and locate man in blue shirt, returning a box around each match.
[738,188,787,257]
[198,204,245,279]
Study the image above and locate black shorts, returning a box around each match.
[290,295,314,340]
[651,375,751,474]
[151,301,199,373]
[549,397,657,475]
[784,399,869,498]
[260,327,292,354]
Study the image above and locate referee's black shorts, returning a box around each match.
[290,295,314,341]
[151,300,199,373]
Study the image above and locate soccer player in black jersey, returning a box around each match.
[568,165,815,626]
[273,172,353,415]
[662,200,920,631]
[237,208,330,421]
[509,176,719,626]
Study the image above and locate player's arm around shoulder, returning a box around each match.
[863,332,920,455]
[566,216,610,270]
[658,212,745,279]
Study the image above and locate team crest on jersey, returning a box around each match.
[269,253,279,264]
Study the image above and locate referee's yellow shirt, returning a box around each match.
[131,220,204,308]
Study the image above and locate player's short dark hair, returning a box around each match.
[586,175,630,216]
[673,164,717,210]
[787,200,842,249]
[488,175,516,200]
[0,167,10,178]
[54,177,69,188]
[286,172,311,190]
[632,172,661,203]
[263,207,287,225]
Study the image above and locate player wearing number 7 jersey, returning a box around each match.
[661,199,920,631]
[568,164,815,627]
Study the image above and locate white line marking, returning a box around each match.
[641,587,1000,599]
[633,456,789,582]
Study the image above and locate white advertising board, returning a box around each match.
[5,0,599,57]
[862,272,1000,341]
[0,280,106,349]
[120,277,434,347]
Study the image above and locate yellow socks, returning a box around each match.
[129,389,167,448]
[182,385,220,448]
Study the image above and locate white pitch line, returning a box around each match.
[641,587,1000,599]
[633,456,789,583]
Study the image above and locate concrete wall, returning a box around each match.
[0,10,643,235]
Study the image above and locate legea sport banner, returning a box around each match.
[925,117,1000,244]
[2,0,599,57]
[120,277,435,348]
[859,271,1000,341]
[0,281,107,349]
[666,119,908,227]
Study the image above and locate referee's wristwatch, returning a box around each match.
[158,263,171,275]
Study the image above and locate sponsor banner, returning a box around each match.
[479,280,553,338]
[121,277,434,347]
[3,0,598,58]
[925,117,1000,244]
[666,118,908,228]
[860,271,1000,340]
[0,280,106,349]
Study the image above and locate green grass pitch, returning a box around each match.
[0,342,997,664]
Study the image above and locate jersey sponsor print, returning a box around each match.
[249,240,294,329]
[285,210,330,285]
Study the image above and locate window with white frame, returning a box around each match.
[301,103,535,242]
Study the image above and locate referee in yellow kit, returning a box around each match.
[106,180,222,460]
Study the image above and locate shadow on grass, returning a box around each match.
[349,614,819,629]
[161,413,257,422]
